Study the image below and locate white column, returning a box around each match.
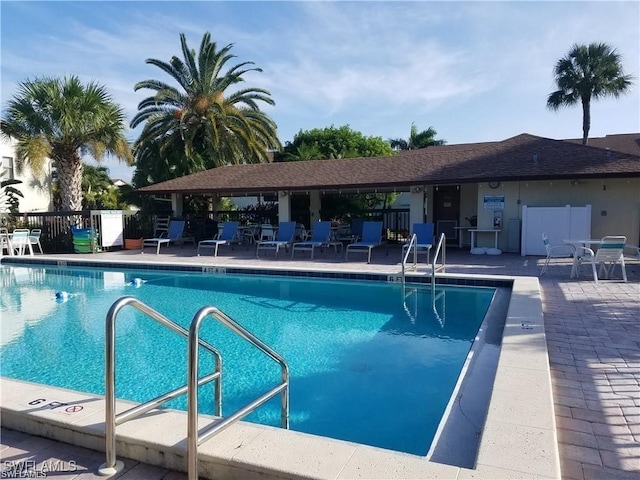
[309,191,321,224]
[277,191,291,222]
[171,194,183,217]
[409,187,426,228]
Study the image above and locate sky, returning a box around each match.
[1,0,639,183]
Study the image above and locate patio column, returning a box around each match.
[309,191,321,224]
[277,191,291,222]
[171,194,184,218]
[409,186,426,227]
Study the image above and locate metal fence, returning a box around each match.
[1,207,410,254]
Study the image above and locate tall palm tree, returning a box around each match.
[389,123,446,150]
[131,32,281,176]
[1,76,132,211]
[547,42,633,145]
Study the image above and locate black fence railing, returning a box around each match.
[1,207,410,254]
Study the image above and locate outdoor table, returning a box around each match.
[454,226,472,248]
[563,239,603,278]
[469,228,501,251]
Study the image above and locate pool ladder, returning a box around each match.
[400,232,447,284]
[98,296,289,480]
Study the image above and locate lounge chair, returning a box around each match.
[540,232,574,276]
[291,221,332,259]
[141,219,195,255]
[256,221,296,258]
[577,235,627,283]
[402,223,434,263]
[345,221,384,263]
[197,221,239,257]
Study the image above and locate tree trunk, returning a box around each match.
[581,97,591,145]
[55,151,84,211]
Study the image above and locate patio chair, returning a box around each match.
[29,229,44,254]
[291,221,332,259]
[10,229,33,256]
[1,228,12,256]
[345,221,384,263]
[402,223,434,263]
[197,221,239,257]
[141,219,195,255]
[576,235,627,283]
[259,224,275,242]
[539,233,574,276]
[153,216,170,237]
[256,221,296,258]
[623,243,640,259]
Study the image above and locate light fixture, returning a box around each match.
[279,191,288,198]
[411,186,422,194]
[570,180,579,186]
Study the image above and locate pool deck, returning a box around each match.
[1,244,639,479]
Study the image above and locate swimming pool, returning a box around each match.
[0,264,494,456]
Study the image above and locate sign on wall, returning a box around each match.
[483,195,505,210]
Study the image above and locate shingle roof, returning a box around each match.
[564,133,640,156]
[138,133,640,195]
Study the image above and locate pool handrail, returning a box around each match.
[401,233,418,283]
[99,296,222,476]
[187,306,290,480]
[431,232,447,282]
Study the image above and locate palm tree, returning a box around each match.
[547,42,633,145]
[82,164,114,209]
[131,32,281,176]
[1,76,132,211]
[389,123,446,150]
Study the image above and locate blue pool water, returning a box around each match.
[0,264,494,455]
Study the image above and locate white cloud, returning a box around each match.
[2,0,638,182]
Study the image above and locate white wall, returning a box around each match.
[476,178,640,252]
[1,137,53,212]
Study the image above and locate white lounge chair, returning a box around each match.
[142,219,195,254]
[345,221,384,264]
[291,221,332,259]
[577,235,627,283]
[256,221,296,258]
[197,221,239,257]
[402,223,434,263]
[540,232,574,276]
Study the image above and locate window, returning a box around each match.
[2,156,14,180]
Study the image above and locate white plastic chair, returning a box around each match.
[29,229,44,254]
[10,229,33,256]
[577,236,627,283]
[260,224,275,241]
[1,228,12,256]
[539,233,574,276]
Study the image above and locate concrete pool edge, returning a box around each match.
[0,258,560,479]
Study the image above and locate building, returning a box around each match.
[1,137,53,213]
[138,133,640,253]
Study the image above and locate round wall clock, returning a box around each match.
[488,181,501,189]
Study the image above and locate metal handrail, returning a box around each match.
[187,306,289,480]
[431,233,447,284]
[401,233,418,283]
[99,297,222,476]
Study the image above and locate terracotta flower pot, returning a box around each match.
[124,238,143,250]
